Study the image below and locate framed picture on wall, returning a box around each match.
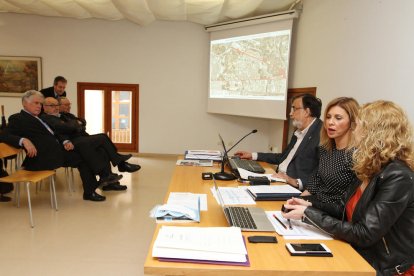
[0,56,42,97]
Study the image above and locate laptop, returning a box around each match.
[213,177,275,232]
[218,134,265,174]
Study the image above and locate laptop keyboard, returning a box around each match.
[229,158,265,173]
[227,206,257,230]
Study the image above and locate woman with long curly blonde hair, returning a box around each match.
[283,100,414,275]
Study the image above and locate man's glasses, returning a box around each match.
[43,104,60,107]
[291,106,303,112]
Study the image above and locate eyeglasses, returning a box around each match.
[291,106,303,112]
[43,104,60,107]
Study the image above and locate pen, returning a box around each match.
[273,214,288,230]
[287,219,293,230]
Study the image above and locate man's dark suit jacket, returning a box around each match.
[6,111,68,170]
[257,119,322,189]
[40,86,67,98]
[40,113,111,174]
[4,111,98,194]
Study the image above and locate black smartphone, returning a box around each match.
[286,243,332,256]
[248,235,278,243]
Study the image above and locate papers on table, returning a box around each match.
[185,150,222,161]
[176,159,213,167]
[153,226,249,265]
[237,168,286,183]
[211,186,256,205]
[266,211,333,240]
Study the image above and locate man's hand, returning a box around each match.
[271,172,298,188]
[234,151,252,159]
[63,141,74,151]
[22,138,37,157]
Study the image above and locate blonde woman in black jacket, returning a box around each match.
[282,100,414,276]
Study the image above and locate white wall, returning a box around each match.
[290,0,414,121]
[0,13,273,154]
[2,0,413,154]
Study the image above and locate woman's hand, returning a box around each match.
[287,197,312,207]
[281,204,307,220]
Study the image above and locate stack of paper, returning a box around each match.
[176,159,213,167]
[184,150,222,161]
[152,226,249,265]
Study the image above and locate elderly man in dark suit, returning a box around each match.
[235,94,323,190]
[3,90,107,201]
[40,76,67,99]
[58,97,140,173]
[40,97,138,191]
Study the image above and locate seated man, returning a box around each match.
[41,97,131,191]
[235,94,322,191]
[3,90,109,201]
[58,96,140,173]
[40,97,139,175]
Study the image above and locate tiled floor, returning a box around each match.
[0,155,176,276]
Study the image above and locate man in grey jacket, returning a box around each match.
[235,94,322,190]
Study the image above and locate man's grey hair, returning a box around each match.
[22,90,44,103]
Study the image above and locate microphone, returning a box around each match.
[226,129,257,153]
[214,129,258,181]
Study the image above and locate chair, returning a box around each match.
[0,143,57,228]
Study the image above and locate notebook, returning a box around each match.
[213,177,275,232]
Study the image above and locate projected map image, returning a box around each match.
[210,30,290,100]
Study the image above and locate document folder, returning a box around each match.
[247,185,301,201]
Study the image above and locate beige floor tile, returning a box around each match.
[0,155,175,276]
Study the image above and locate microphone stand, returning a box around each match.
[213,129,257,181]
[214,154,237,181]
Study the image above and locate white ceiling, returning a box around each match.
[0,0,299,26]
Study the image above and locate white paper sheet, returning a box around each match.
[266,211,332,240]
[167,192,208,211]
[247,185,301,195]
[210,186,256,205]
[237,168,286,183]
